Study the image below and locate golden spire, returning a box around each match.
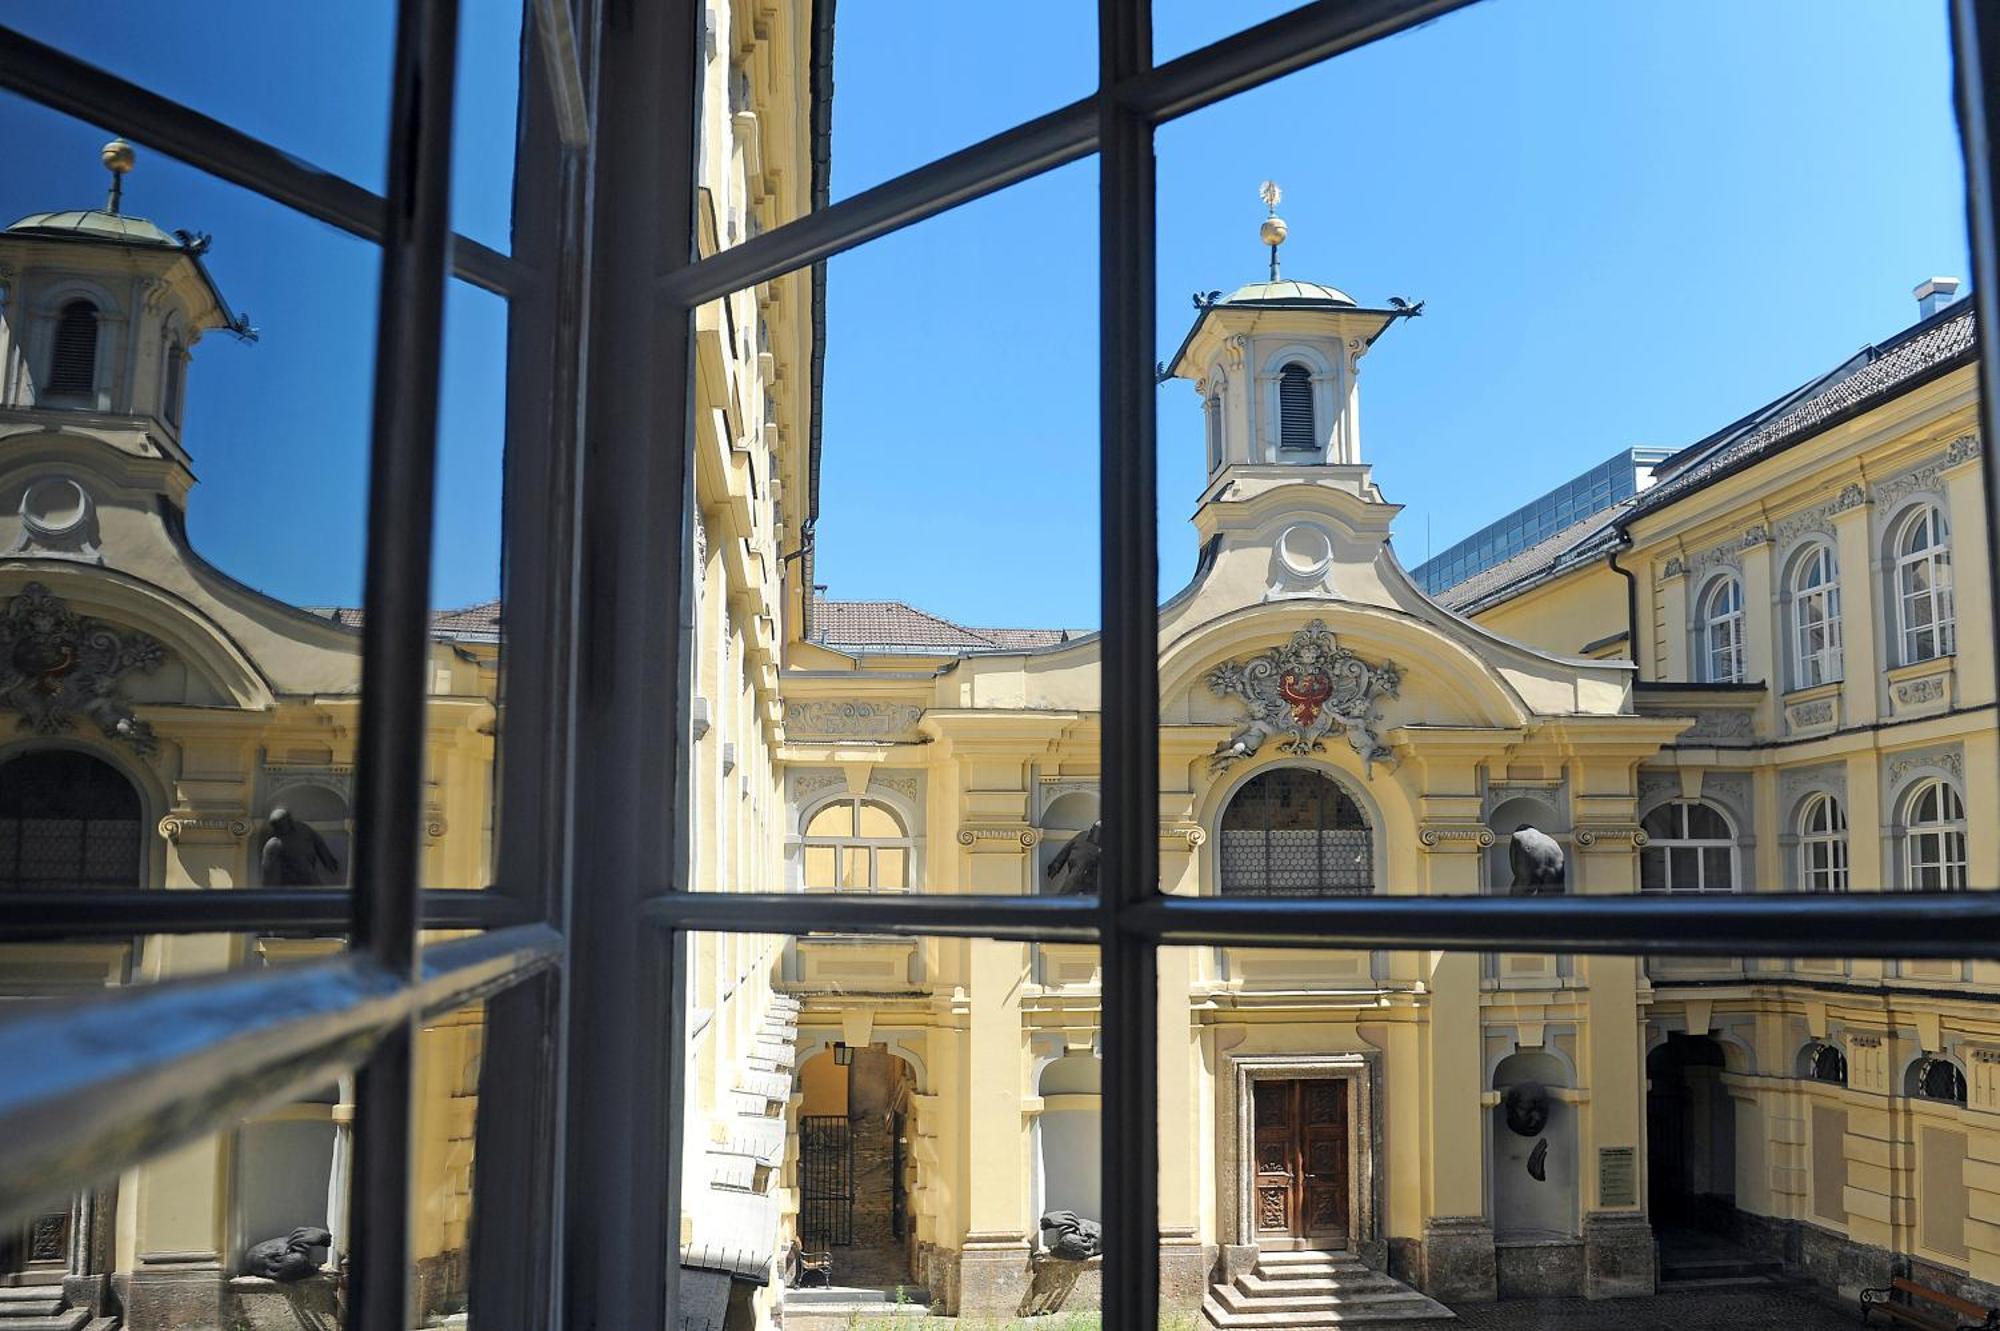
[1258,180,1287,281]
[101,139,135,215]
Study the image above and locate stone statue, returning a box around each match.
[260,808,340,887]
[1507,824,1565,895]
[244,1226,331,1282]
[1044,821,1102,896]
[1039,1210,1102,1261]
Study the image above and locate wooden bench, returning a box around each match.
[1862,1276,2000,1331]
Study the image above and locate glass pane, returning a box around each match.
[803,845,838,889]
[1702,846,1732,891]
[1670,847,1698,890]
[875,847,907,890]
[807,804,855,838]
[839,847,869,891]
[685,932,1079,1322]
[855,801,902,838]
[1685,804,1729,839]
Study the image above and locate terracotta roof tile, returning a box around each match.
[811,598,1072,653]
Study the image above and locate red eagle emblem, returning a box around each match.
[1278,669,1333,725]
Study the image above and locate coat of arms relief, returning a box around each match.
[1206,620,1400,775]
[0,582,165,753]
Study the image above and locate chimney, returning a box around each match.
[1915,276,1961,319]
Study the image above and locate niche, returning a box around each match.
[1491,1049,1576,1240]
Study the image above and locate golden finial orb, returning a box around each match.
[1257,180,1287,280]
[101,139,136,175]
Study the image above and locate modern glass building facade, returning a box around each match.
[1414,446,1673,596]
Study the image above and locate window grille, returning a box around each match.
[1277,361,1314,451]
[0,6,1997,1331]
[46,300,98,398]
[1219,768,1373,895]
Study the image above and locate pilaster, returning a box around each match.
[1832,496,1880,726]
[959,938,1030,1317]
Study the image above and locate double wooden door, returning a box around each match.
[1253,1079,1349,1247]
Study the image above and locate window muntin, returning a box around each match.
[1638,800,1736,894]
[1698,575,1745,683]
[802,797,911,892]
[47,299,100,399]
[1790,544,1842,689]
[1902,779,1967,891]
[1797,792,1848,893]
[1277,361,1314,452]
[1894,504,1955,663]
[1218,767,1372,895]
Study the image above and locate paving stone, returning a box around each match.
[1399,1282,1866,1329]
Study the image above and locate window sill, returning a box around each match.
[1781,680,1842,736]
[1886,655,1954,718]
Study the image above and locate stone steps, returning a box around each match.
[1202,1252,1453,1329]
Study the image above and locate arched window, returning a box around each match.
[1797,792,1848,893]
[0,750,142,888]
[1799,1040,1847,1085]
[47,300,100,398]
[162,339,187,426]
[1639,800,1736,894]
[1909,1054,1967,1105]
[1789,544,1842,689]
[1218,767,1372,895]
[1698,576,1745,683]
[802,797,910,892]
[1204,392,1223,472]
[1892,504,1954,663]
[1902,778,1967,891]
[1277,362,1315,452]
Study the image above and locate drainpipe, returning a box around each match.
[1608,533,1639,669]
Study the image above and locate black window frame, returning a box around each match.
[0,3,1996,1329]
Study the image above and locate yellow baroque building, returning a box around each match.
[1,4,1995,1327]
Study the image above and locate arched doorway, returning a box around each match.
[0,749,143,888]
[1646,1034,1735,1235]
[794,1044,921,1296]
[0,749,142,1284]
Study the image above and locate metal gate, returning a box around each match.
[799,1115,852,1248]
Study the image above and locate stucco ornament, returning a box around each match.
[1206,619,1400,775]
[0,582,164,753]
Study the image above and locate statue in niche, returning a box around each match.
[260,808,340,886]
[244,1227,331,1282]
[1507,824,1565,895]
[1045,821,1102,896]
[1501,1081,1552,1182]
[1039,1210,1102,1261]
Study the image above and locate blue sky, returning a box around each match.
[0,2,1972,628]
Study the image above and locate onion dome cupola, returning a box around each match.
[0,140,250,479]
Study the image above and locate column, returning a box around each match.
[1832,496,1880,727]
[956,938,1030,1318]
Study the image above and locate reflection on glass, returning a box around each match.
[685,933,1107,1324]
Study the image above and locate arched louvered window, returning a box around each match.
[47,300,100,398]
[162,341,187,426]
[1277,362,1315,452]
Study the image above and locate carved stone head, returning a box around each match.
[1501,1081,1551,1137]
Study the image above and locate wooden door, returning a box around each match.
[1252,1079,1349,1247]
